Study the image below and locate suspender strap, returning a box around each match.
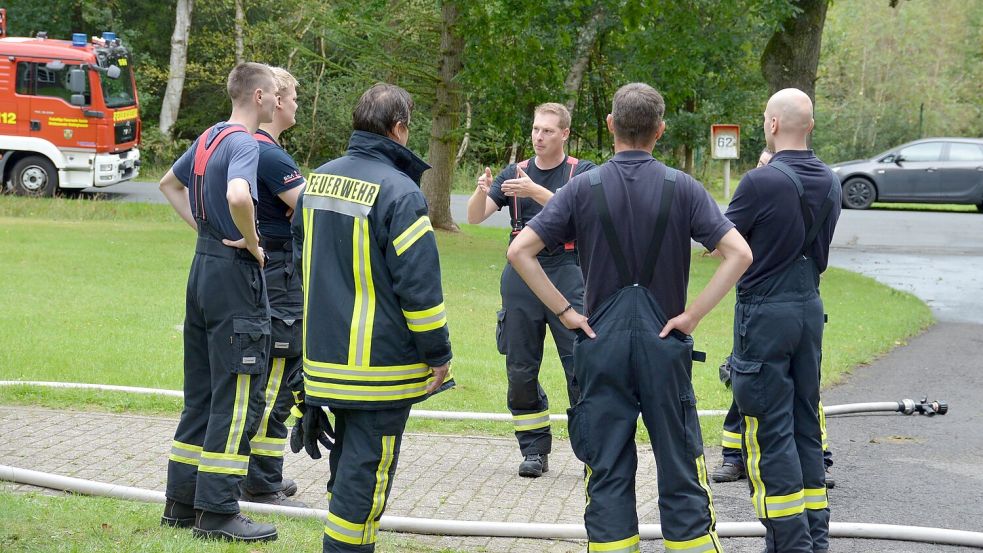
[769,159,837,257]
[588,169,632,288]
[639,167,677,287]
[253,132,276,145]
[191,124,248,221]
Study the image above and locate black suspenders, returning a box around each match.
[768,160,838,257]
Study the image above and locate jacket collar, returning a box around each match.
[346,130,431,185]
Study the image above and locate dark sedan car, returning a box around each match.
[830,138,983,210]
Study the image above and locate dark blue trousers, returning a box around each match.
[568,286,722,552]
[731,258,830,553]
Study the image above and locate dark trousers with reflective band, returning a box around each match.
[322,406,411,553]
[244,247,304,494]
[722,398,833,469]
[166,234,271,513]
[500,256,584,456]
[568,287,721,553]
[731,258,829,553]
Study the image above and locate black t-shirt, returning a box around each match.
[255,130,305,240]
[725,149,841,292]
[527,151,733,317]
[488,155,596,255]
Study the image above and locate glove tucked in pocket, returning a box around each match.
[231,317,271,375]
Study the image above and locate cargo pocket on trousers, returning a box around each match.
[231,317,270,374]
[566,402,593,464]
[680,392,704,457]
[495,308,507,355]
[271,317,302,358]
[729,356,766,416]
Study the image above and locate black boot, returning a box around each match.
[160,499,195,528]
[518,453,549,478]
[280,478,298,497]
[241,488,309,508]
[192,510,278,542]
[711,462,746,483]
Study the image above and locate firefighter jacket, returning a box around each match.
[292,130,453,410]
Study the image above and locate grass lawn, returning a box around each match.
[0,491,464,553]
[0,196,933,443]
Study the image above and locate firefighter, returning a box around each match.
[726,89,841,553]
[290,83,453,553]
[711,148,835,490]
[466,103,595,478]
[158,63,280,541]
[239,66,307,508]
[508,82,752,553]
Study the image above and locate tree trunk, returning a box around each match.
[563,6,604,113]
[159,0,194,139]
[234,0,245,65]
[421,0,464,232]
[455,100,471,166]
[760,0,829,104]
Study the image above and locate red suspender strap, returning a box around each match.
[253,132,276,145]
[563,156,579,252]
[190,124,247,220]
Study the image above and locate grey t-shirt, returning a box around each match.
[527,151,733,317]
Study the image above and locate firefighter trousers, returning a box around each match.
[499,256,584,456]
[568,286,722,552]
[731,257,830,553]
[244,245,304,494]
[322,406,412,553]
[721,397,833,470]
[166,234,271,514]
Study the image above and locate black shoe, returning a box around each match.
[160,499,195,528]
[280,478,298,497]
[711,462,747,483]
[518,454,549,478]
[192,511,278,542]
[825,465,835,489]
[240,489,309,508]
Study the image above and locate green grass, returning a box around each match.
[0,491,465,553]
[869,202,980,213]
[0,196,933,444]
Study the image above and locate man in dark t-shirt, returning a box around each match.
[466,103,595,478]
[158,62,280,542]
[509,83,751,552]
[239,67,307,508]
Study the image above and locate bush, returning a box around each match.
[139,126,191,168]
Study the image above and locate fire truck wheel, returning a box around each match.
[11,156,58,197]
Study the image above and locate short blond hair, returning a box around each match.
[534,102,571,130]
[269,66,299,95]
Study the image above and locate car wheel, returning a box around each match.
[10,156,58,197]
[842,177,876,210]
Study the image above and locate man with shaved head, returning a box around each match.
[725,88,841,552]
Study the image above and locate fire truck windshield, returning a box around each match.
[100,59,136,108]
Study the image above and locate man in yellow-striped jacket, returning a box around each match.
[291,83,452,553]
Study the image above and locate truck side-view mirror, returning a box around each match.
[68,68,86,94]
[70,94,85,106]
[106,65,121,79]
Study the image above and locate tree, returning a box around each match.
[159,0,194,139]
[421,0,465,231]
[234,0,244,65]
[760,0,829,102]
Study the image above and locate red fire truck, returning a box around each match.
[0,8,141,196]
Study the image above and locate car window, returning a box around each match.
[947,143,983,162]
[899,142,943,162]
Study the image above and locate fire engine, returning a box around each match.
[0,8,141,196]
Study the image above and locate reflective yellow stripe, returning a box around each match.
[805,487,828,510]
[324,510,366,545]
[721,430,743,449]
[584,464,592,507]
[665,533,719,552]
[694,454,723,551]
[199,451,249,476]
[249,435,287,457]
[305,361,431,382]
[305,377,433,402]
[361,218,376,367]
[225,375,251,454]
[302,207,313,357]
[364,435,396,543]
[588,534,640,552]
[745,416,766,518]
[819,400,829,451]
[393,215,433,256]
[513,410,551,432]
[347,218,376,367]
[255,358,286,441]
[766,489,805,518]
[169,441,202,466]
[402,303,447,332]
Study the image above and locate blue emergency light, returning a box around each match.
[71,33,86,47]
[102,32,116,42]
